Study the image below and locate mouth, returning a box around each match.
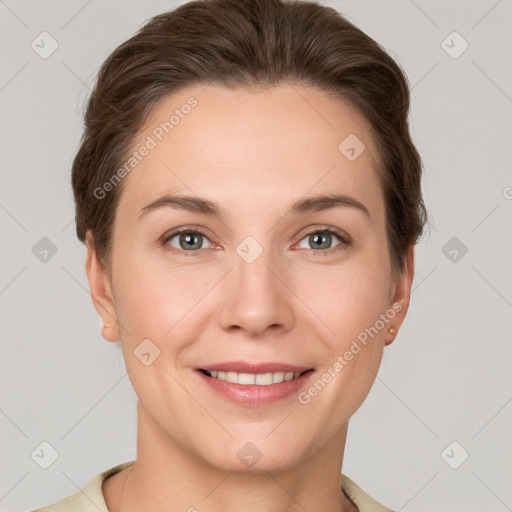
[194,361,316,405]
[198,368,314,386]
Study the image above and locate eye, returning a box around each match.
[161,226,351,257]
[296,228,351,256]
[164,228,212,255]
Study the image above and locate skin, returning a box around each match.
[86,83,414,512]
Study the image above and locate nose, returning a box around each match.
[218,243,295,338]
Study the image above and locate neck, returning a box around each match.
[104,402,358,512]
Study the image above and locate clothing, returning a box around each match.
[32,460,395,511]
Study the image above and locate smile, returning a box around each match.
[196,368,315,406]
[199,369,306,385]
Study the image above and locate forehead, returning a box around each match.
[118,83,384,220]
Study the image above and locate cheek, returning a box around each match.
[297,254,390,382]
[112,224,392,348]
[298,253,390,336]
[113,237,391,335]
[112,260,202,402]
[113,260,195,339]
[111,248,220,381]
[294,268,389,419]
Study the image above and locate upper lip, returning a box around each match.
[196,361,313,374]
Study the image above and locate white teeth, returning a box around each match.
[205,370,302,385]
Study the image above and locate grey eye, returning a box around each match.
[167,231,210,251]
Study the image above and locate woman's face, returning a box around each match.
[87,83,413,472]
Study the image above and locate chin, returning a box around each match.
[200,437,307,475]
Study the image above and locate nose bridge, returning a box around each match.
[218,232,293,335]
[234,233,279,299]
[236,235,274,286]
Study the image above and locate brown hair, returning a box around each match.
[72,0,428,280]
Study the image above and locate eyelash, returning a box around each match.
[161,226,352,257]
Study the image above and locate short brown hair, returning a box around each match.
[72,0,428,280]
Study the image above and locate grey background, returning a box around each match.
[1,0,511,510]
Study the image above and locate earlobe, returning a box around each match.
[85,231,120,342]
[385,245,415,346]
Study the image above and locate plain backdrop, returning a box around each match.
[1,1,511,511]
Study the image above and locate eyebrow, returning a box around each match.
[138,193,371,221]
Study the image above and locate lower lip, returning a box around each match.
[196,370,315,406]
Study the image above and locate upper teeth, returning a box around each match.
[206,370,301,385]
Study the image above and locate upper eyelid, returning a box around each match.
[163,226,349,248]
[295,228,349,249]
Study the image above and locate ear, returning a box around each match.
[84,230,120,342]
[384,244,415,346]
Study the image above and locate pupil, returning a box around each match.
[312,232,330,249]
[182,233,200,249]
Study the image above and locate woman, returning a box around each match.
[34,0,427,510]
